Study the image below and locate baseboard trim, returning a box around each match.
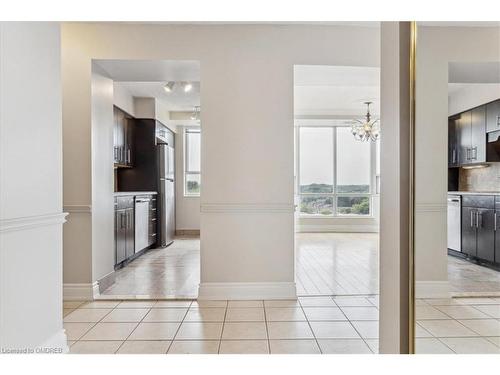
[416,281,450,299]
[201,203,294,213]
[198,282,297,300]
[63,205,92,213]
[63,282,99,301]
[296,224,379,233]
[38,329,69,353]
[98,271,116,294]
[175,229,200,236]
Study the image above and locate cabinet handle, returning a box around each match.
[470,210,475,227]
[466,148,470,160]
[127,148,131,164]
[497,115,500,127]
[495,213,497,231]
[477,211,482,228]
[472,146,477,160]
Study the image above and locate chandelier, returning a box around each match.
[190,106,201,121]
[350,102,380,142]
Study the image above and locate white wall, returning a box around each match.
[91,64,115,284]
[175,127,201,231]
[0,22,67,351]
[415,26,500,298]
[449,83,500,116]
[61,23,380,300]
[113,83,135,116]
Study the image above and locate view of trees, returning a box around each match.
[299,183,370,216]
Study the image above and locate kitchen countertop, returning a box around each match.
[114,191,157,196]
[448,191,500,196]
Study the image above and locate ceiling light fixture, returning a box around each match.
[190,106,201,121]
[350,102,380,142]
[184,82,193,92]
[163,81,175,93]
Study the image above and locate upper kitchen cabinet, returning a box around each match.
[454,106,486,166]
[448,115,460,167]
[486,99,500,133]
[470,106,486,163]
[113,106,134,167]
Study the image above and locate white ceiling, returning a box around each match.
[94,59,201,111]
[115,81,200,111]
[294,65,380,118]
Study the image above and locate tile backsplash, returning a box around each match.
[459,162,500,191]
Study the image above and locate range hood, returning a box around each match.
[487,130,500,162]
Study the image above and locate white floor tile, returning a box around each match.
[418,320,478,338]
[168,340,219,354]
[416,305,450,320]
[265,307,307,321]
[101,308,150,322]
[175,322,223,340]
[303,307,346,321]
[440,337,500,354]
[69,341,122,354]
[116,340,171,354]
[473,305,500,318]
[221,322,267,340]
[340,307,379,321]
[143,308,188,322]
[458,319,500,336]
[415,338,454,354]
[350,321,378,339]
[79,301,120,309]
[225,308,265,322]
[63,308,112,323]
[80,322,138,341]
[267,321,314,339]
[117,301,157,308]
[63,322,96,341]
[227,300,263,308]
[270,340,320,354]
[310,321,361,339]
[191,300,227,308]
[154,300,192,308]
[317,339,372,354]
[333,297,373,307]
[299,297,336,307]
[435,305,490,319]
[264,300,300,308]
[184,307,226,322]
[219,340,269,354]
[128,322,180,340]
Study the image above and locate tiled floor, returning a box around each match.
[101,234,499,298]
[64,296,378,354]
[64,296,500,354]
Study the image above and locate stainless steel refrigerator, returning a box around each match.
[159,143,175,246]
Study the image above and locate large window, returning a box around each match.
[298,126,374,217]
[184,128,201,196]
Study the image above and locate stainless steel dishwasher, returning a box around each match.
[447,195,462,252]
[134,196,151,253]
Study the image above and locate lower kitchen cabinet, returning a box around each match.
[115,196,135,267]
[461,196,496,264]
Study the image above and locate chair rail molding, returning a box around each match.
[0,212,68,233]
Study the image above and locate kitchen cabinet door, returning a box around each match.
[458,111,472,165]
[461,207,477,257]
[470,106,486,163]
[115,210,127,264]
[125,208,135,259]
[448,117,459,167]
[476,208,495,262]
[495,211,500,264]
[486,100,500,133]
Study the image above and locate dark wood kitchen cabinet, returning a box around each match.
[114,196,135,267]
[461,195,495,263]
[486,99,500,133]
[457,108,486,165]
[114,106,134,167]
[448,115,460,167]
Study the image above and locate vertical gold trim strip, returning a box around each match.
[408,21,417,354]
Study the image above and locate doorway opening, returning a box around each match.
[91,59,201,299]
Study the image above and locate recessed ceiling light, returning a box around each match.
[163,81,175,92]
[184,82,193,92]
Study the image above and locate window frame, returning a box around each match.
[184,127,201,197]
[296,125,376,218]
